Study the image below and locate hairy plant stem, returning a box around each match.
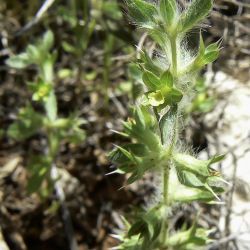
[161,35,179,246]
[170,35,178,77]
[161,121,178,245]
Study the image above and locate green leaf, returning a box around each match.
[192,39,220,70]
[206,42,220,53]
[210,154,225,164]
[42,30,54,52]
[140,51,162,76]
[173,184,215,203]
[110,145,137,164]
[133,0,157,18]
[6,53,30,69]
[140,106,155,128]
[58,68,73,79]
[173,154,210,177]
[118,164,135,174]
[134,107,146,129]
[27,44,41,63]
[142,71,161,90]
[180,0,212,33]
[103,1,123,20]
[109,149,132,164]
[128,220,147,238]
[159,0,178,28]
[206,176,226,189]
[127,0,157,29]
[27,156,51,193]
[8,105,44,140]
[160,70,174,88]
[177,170,204,188]
[203,51,219,64]
[42,57,55,83]
[167,225,211,248]
[167,88,183,104]
[62,41,77,53]
[125,144,149,157]
[128,208,161,242]
[173,153,225,200]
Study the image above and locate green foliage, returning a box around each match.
[7,30,55,71]
[188,77,216,114]
[179,0,212,33]
[159,0,178,30]
[6,30,86,194]
[167,221,212,249]
[127,0,157,29]
[174,154,225,200]
[192,35,221,70]
[27,156,52,194]
[109,106,163,184]
[110,0,225,249]
[8,105,44,140]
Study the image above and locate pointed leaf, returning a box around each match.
[180,0,212,33]
[160,0,178,27]
[42,30,54,52]
[127,0,156,28]
[160,70,173,88]
[142,71,161,90]
[133,0,157,18]
[6,53,30,69]
[134,107,146,129]
[173,153,210,177]
[177,170,204,188]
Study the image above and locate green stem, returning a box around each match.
[161,161,170,244]
[161,35,179,245]
[170,36,178,76]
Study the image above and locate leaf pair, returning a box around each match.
[167,220,212,249]
[129,0,213,36]
[109,143,162,184]
[191,35,220,70]
[160,0,213,35]
[173,153,225,200]
[109,107,166,184]
[6,30,55,70]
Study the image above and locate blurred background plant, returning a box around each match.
[7,30,86,195]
